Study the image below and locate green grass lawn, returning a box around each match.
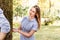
[13,26,60,40]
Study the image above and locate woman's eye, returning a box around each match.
[32,11,36,13]
[30,9,35,13]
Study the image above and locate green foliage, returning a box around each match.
[13,0,29,17]
[14,5,29,17]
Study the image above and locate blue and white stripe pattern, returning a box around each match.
[0,8,10,33]
[20,16,38,40]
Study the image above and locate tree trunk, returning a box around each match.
[0,0,13,40]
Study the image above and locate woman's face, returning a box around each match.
[29,7,36,17]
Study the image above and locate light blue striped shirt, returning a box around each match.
[0,8,10,33]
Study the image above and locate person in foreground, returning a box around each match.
[0,8,10,40]
[13,5,40,40]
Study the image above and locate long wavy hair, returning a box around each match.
[33,5,41,29]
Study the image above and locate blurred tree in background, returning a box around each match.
[0,0,13,40]
[38,0,60,25]
[14,5,29,17]
[13,0,29,17]
[13,0,60,25]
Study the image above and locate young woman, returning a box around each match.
[13,5,40,40]
[0,8,10,40]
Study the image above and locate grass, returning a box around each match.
[13,25,60,40]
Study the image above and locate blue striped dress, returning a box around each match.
[20,16,38,40]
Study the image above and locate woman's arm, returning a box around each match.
[18,30,36,38]
[17,22,38,38]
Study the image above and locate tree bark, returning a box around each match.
[0,0,13,40]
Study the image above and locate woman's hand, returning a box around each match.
[13,28,19,32]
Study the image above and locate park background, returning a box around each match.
[13,0,60,40]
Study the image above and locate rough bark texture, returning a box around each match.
[0,0,13,40]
